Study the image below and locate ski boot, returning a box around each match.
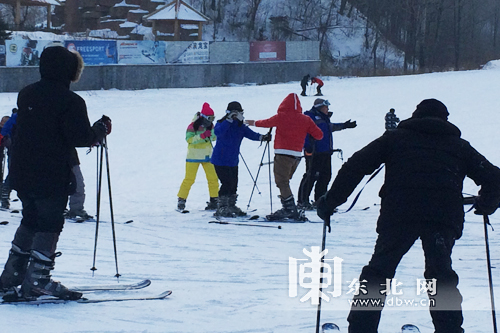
[20,250,82,300]
[214,196,233,217]
[0,244,30,293]
[177,197,186,211]
[66,209,93,220]
[227,194,246,217]
[266,195,308,221]
[297,201,314,211]
[205,197,218,210]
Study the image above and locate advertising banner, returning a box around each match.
[249,41,286,62]
[175,41,209,63]
[65,40,117,65]
[117,41,166,64]
[5,39,53,67]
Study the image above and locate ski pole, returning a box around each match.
[247,128,272,209]
[315,216,329,333]
[91,143,104,274]
[483,214,498,333]
[267,128,273,213]
[103,136,121,279]
[239,152,262,201]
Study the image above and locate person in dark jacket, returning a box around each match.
[0,42,111,301]
[317,99,500,333]
[384,107,400,131]
[211,101,271,217]
[297,99,356,210]
[300,74,310,96]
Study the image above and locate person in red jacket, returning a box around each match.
[246,93,323,221]
[311,77,324,96]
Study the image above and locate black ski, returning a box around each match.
[70,279,151,292]
[1,290,172,305]
[209,220,282,229]
[176,209,189,214]
[322,323,340,331]
[0,221,8,225]
[401,324,420,332]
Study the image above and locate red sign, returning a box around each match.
[249,41,286,61]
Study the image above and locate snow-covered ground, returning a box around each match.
[0,68,499,332]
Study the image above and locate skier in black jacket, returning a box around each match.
[317,99,500,333]
[300,74,310,96]
[0,43,111,300]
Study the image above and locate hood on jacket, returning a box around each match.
[277,93,302,115]
[398,117,461,137]
[39,44,84,85]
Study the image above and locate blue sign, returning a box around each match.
[65,40,117,65]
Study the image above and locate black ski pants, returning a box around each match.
[17,191,68,234]
[214,165,238,197]
[297,153,332,204]
[347,224,463,333]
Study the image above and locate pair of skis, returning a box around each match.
[1,279,171,305]
[322,323,420,332]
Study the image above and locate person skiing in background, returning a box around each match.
[211,101,272,218]
[385,107,400,131]
[300,74,310,96]
[316,99,500,333]
[177,103,219,212]
[310,76,324,96]
[0,114,9,191]
[65,150,92,220]
[297,98,357,210]
[246,93,323,221]
[0,42,111,300]
[0,108,18,209]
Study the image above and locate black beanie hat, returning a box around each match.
[227,101,243,112]
[412,99,449,120]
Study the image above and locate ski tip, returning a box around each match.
[159,290,172,298]
[125,220,134,224]
[248,215,260,220]
[362,206,370,210]
[0,221,9,225]
[322,323,340,331]
[401,324,420,332]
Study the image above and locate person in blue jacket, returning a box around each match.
[0,109,17,209]
[211,101,271,217]
[297,99,357,210]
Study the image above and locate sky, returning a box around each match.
[0,65,499,332]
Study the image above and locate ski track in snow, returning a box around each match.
[0,69,499,332]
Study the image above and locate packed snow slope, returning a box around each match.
[0,68,499,332]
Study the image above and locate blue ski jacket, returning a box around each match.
[303,107,346,155]
[211,119,262,167]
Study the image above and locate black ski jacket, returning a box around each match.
[324,117,500,239]
[10,56,105,197]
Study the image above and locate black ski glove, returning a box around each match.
[260,133,272,142]
[474,195,500,216]
[343,120,357,129]
[316,195,335,233]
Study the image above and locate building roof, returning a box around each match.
[144,0,210,22]
[0,0,61,6]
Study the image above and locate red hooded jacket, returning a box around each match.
[255,93,323,157]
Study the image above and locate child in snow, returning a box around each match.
[177,103,219,211]
[211,101,272,218]
[385,108,400,131]
[246,93,323,221]
[310,77,324,96]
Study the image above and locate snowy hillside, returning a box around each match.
[0,67,499,332]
